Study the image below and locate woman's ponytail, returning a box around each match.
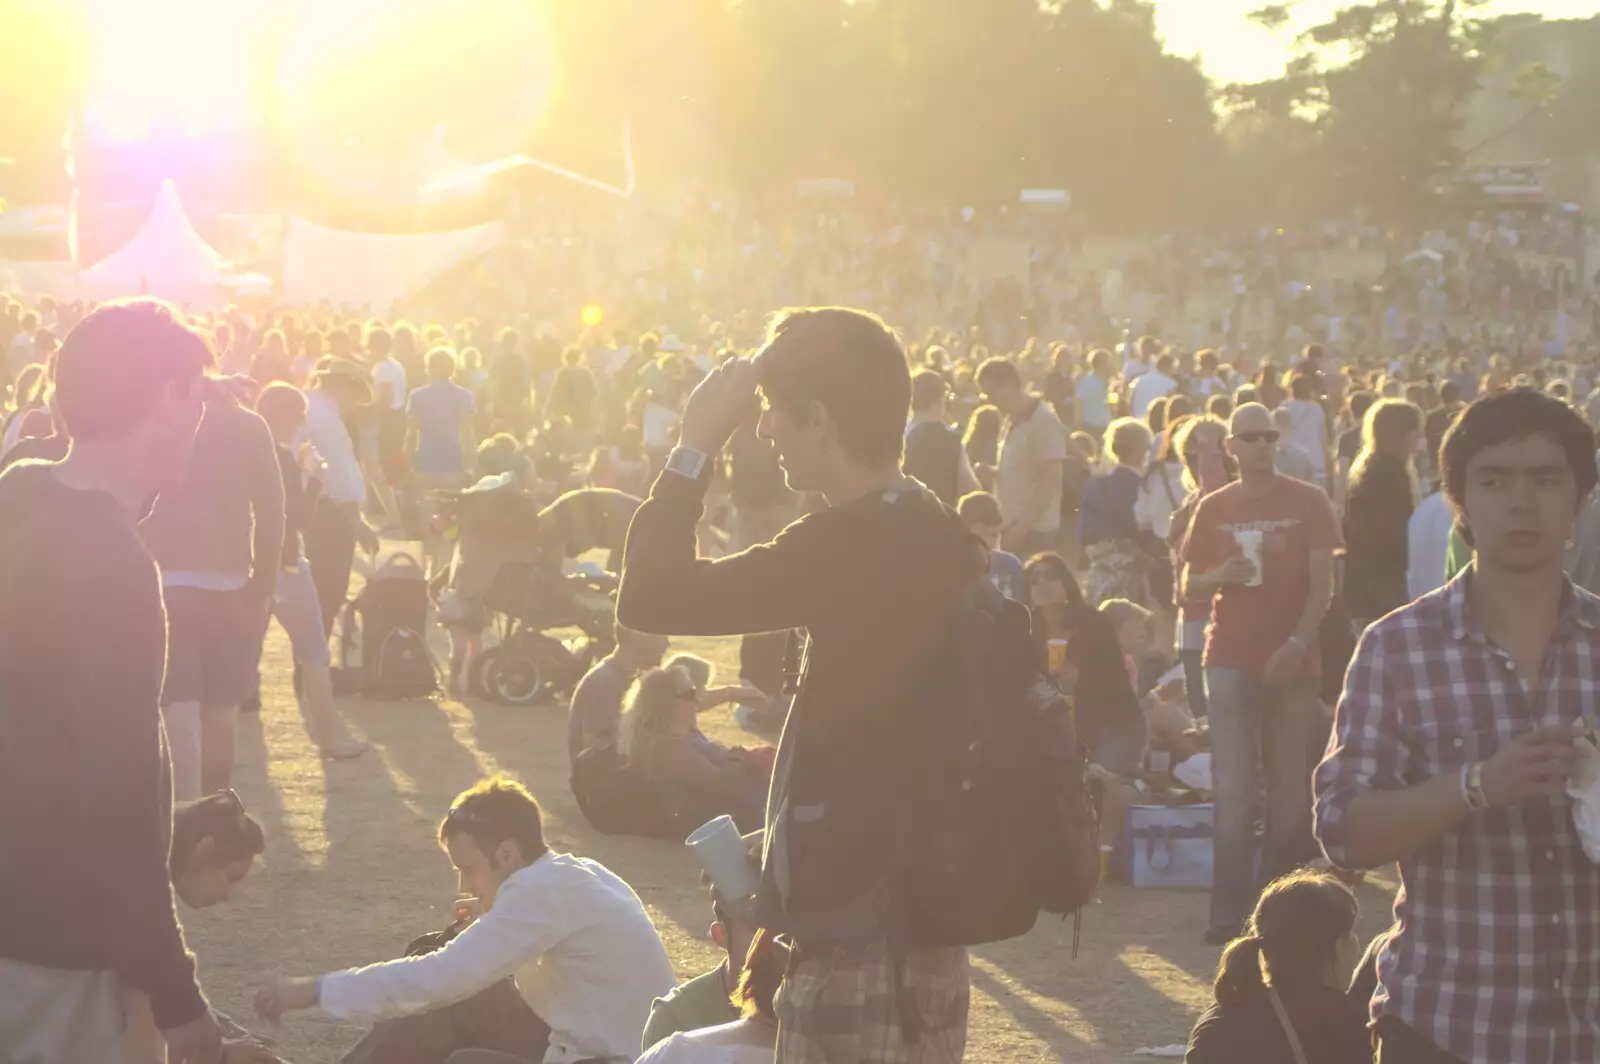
[1212,933,1265,1006]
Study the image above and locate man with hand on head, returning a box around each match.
[255,777,675,1064]
[1317,389,1600,1063]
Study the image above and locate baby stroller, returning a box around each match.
[433,473,617,706]
[467,561,617,705]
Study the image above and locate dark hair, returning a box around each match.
[170,790,265,880]
[54,299,214,441]
[911,369,949,414]
[255,381,308,437]
[1154,413,1194,465]
[1023,552,1088,615]
[975,356,1023,393]
[1155,353,1177,375]
[1166,395,1195,421]
[1207,394,1233,421]
[1147,395,1170,435]
[438,776,548,862]
[1347,389,1376,426]
[1440,379,1462,405]
[366,326,392,357]
[757,307,910,468]
[957,490,1003,527]
[1289,373,1315,401]
[427,346,457,380]
[1213,870,1357,1006]
[1441,388,1598,546]
[732,929,788,1021]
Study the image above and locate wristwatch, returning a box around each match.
[663,445,710,481]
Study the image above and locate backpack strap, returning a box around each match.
[1267,985,1311,1064]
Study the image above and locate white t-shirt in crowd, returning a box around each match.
[1130,371,1176,418]
[319,852,676,1064]
[1279,398,1328,483]
[1407,491,1454,601]
[297,389,367,505]
[637,1026,774,1064]
[372,358,407,411]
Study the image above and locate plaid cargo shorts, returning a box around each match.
[774,938,969,1064]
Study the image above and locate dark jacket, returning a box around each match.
[1342,455,1413,621]
[619,472,972,941]
[1187,983,1372,1064]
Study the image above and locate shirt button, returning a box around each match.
[1553,914,1563,925]
[1454,738,1465,749]
[1548,851,1557,861]
[1555,978,1562,990]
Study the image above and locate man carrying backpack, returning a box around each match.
[903,369,979,508]
[620,308,1097,1063]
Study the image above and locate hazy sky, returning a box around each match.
[1151,0,1600,85]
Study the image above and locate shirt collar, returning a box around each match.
[1445,567,1600,643]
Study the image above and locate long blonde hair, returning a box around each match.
[619,665,692,762]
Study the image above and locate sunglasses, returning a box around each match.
[1231,430,1280,445]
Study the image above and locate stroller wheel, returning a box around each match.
[468,648,502,702]
[488,654,543,706]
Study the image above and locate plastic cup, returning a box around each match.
[1046,638,1071,677]
[685,815,759,901]
[1233,529,1264,587]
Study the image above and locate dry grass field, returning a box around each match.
[185,559,1399,1063]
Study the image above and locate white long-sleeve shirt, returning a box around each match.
[1406,490,1453,602]
[296,389,367,506]
[319,853,676,1064]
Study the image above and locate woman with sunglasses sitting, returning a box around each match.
[635,930,787,1064]
[621,665,769,834]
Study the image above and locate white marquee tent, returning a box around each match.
[79,180,228,306]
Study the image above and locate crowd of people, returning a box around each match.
[2,197,1600,1064]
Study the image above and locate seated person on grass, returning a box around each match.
[640,844,763,1051]
[620,666,770,833]
[567,625,670,767]
[254,777,676,1064]
[636,930,788,1064]
[125,790,271,1064]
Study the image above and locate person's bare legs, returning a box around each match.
[162,702,203,801]
[199,702,238,795]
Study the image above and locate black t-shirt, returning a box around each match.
[1336,427,1362,462]
[1187,984,1371,1064]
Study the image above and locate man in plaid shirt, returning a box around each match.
[1316,389,1600,1063]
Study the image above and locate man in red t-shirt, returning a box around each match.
[1179,402,1340,945]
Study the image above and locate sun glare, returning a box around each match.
[83,0,261,139]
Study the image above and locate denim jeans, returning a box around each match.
[1203,667,1319,931]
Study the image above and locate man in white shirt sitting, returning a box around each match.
[255,777,676,1064]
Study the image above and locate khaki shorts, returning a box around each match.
[0,959,123,1063]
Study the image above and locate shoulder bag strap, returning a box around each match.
[1267,985,1311,1064]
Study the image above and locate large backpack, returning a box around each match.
[891,540,1101,952]
[903,421,964,507]
[339,553,439,699]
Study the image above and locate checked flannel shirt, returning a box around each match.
[1315,573,1600,1064]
